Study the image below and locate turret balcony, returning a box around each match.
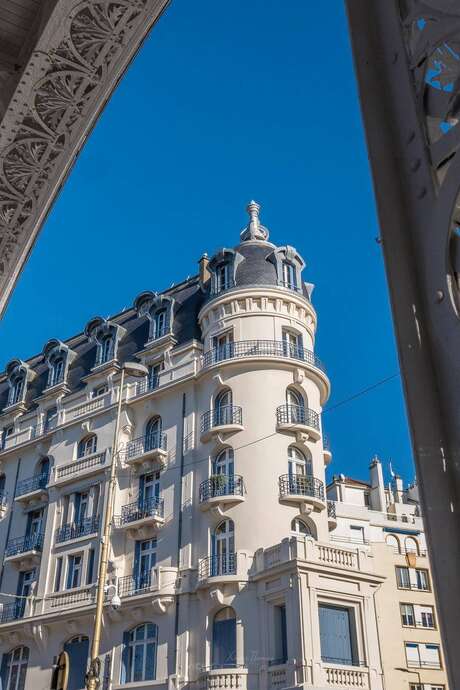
[114,496,164,536]
[276,404,321,441]
[199,475,245,511]
[200,406,243,443]
[5,533,44,566]
[278,474,326,512]
[14,472,49,504]
[198,552,248,586]
[123,433,168,467]
[201,339,326,374]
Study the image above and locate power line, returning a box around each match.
[323,373,400,414]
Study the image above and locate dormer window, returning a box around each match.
[152,309,167,340]
[134,292,175,345]
[208,250,241,295]
[99,334,115,365]
[85,317,125,369]
[282,261,297,291]
[43,340,75,391]
[4,360,30,410]
[216,262,231,293]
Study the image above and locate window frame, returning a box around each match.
[1,646,29,690]
[121,623,158,684]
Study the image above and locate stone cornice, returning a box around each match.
[0,0,170,317]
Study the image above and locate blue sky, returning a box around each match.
[0,0,413,485]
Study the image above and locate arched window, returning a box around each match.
[212,607,236,669]
[63,636,89,690]
[288,446,312,477]
[121,623,157,684]
[145,416,162,451]
[77,435,97,459]
[100,334,114,364]
[285,388,305,424]
[48,354,65,387]
[215,389,233,425]
[291,518,315,537]
[212,519,235,576]
[38,457,50,479]
[152,309,167,340]
[405,537,419,555]
[8,372,25,407]
[385,534,400,553]
[0,646,29,690]
[213,448,234,478]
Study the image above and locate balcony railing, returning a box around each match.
[202,339,326,373]
[124,432,167,460]
[0,600,26,624]
[55,450,107,482]
[133,375,160,398]
[115,496,164,527]
[15,472,49,498]
[322,657,366,667]
[199,475,244,502]
[276,404,320,430]
[118,571,156,597]
[327,500,337,520]
[279,474,325,501]
[6,533,44,557]
[55,516,100,544]
[201,406,242,435]
[199,553,237,579]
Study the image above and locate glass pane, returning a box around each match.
[133,644,144,682]
[145,643,155,680]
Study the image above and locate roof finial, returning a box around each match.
[240,200,269,242]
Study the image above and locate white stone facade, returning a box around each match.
[0,204,447,690]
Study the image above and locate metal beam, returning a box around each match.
[345,1,460,687]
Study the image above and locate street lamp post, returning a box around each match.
[85,362,148,690]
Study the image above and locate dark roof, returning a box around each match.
[234,243,278,287]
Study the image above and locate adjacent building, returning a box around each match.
[0,202,448,690]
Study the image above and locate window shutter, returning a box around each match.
[120,632,130,684]
[138,476,145,509]
[319,605,353,665]
[64,639,89,690]
[0,652,9,690]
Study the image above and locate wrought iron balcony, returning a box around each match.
[124,432,167,463]
[327,500,337,520]
[6,533,44,558]
[199,475,244,503]
[0,599,26,624]
[199,553,237,580]
[276,404,320,430]
[133,375,160,398]
[279,474,325,502]
[115,496,164,527]
[202,339,326,373]
[200,405,243,437]
[15,472,49,499]
[118,571,155,597]
[55,516,100,544]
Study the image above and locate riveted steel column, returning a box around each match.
[345,2,460,688]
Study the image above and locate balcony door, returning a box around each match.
[63,636,89,690]
[282,330,302,357]
[286,388,305,424]
[26,511,42,540]
[74,492,88,526]
[215,390,232,426]
[212,520,235,575]
[139,472,160,510]
[212,449,235,496]
[212,331,233,362]
[135,538,157,590]
[145,417,161,452]
[212,607,236,669]
[16,570,35,618]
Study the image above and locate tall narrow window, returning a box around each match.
[0,647,29,690]
[134,538,157,591]
[215,389,232,425]
[212,608,236,669]
[121,623,157,683]
[212,520,235,576]
[282,261,297,290]
[212,330,234,362]
[273,604,288,664]
[148,363,163,390]
[145,417,161,452]
[319,604,359,667]
[216,263,231,293]
[282,330,302,358]
[86,549,95,585]
[54,558,63,592]
[16,570,35,619]
[152,309,167,340]
[48,355,65,387]
[8,373,25,407]
[64,636,89,690]
[66,554,83,589]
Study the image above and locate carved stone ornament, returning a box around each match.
[0,0,170,317]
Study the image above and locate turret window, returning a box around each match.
[282,261,297,290]
[216,262,231,293]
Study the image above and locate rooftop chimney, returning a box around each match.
[198,253,210,288]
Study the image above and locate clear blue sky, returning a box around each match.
[0,0,414,485]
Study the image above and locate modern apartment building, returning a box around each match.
[0,202,447,690]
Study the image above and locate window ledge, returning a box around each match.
[113,680,165,689]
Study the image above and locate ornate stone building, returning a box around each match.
[0,203,447,690]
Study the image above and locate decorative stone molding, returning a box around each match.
[0,0,170,317]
